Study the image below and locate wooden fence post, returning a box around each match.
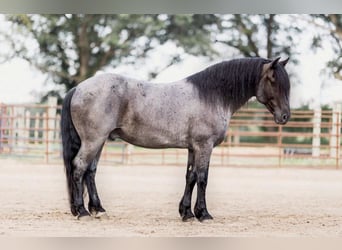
[34,113,40,144]
[25,110,30,145]
[312,107,321,157]
[278,125,283,167]
[43,112,48,162]
[45,97,58,163]
[9,106,14,152]
[124,144,134,164]
[15,106,26,153]
[330,103,341,158]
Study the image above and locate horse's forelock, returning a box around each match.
[274,64,291,96]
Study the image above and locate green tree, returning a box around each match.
[310,14,342,81]
[3,14,220,101]
[3,14,303,106]
[216,14,300,62]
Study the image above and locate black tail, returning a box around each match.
[61,88,80,216]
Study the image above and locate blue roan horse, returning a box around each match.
[61,57,291,221]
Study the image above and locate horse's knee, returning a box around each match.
[196,169,208,187]
[186,169,197,183]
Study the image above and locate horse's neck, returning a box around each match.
[229,85,256,115]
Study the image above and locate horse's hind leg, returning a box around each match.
[179,149,196,221]
[84,144,107,218]
[72,139,105,219]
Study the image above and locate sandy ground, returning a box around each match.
[0,159,342,237]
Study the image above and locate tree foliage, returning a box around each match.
[310,14,342,80]
[3,14,302,102]
[216,15,299,62]
[4,14,220,99]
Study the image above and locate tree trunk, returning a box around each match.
[78,17,91,82]
[264,14,277,143]
[266,14,275,59]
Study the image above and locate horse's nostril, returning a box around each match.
[282,114,288,121]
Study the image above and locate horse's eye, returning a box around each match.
[268,73,275,83]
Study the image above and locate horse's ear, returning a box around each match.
[263,57,281,74]
[279,57,289,67]
[270,57,281,69]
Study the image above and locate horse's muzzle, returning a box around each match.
[274,112,290,125]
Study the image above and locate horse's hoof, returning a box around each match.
[181,212,195,222]
[94,211,109,219]
[179,204,195,222]
[197,214,213,222]
[76,214,92,221]
[182,215,195,222]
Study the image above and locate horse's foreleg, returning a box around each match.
[193,144,213,222]
[179,149,196,221]
[84,144,107,218]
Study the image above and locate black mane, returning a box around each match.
[187,57,270,112]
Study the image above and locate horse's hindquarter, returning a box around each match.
[70,74,129,142]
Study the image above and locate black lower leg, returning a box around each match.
[85,144,105,216]
[179,149,196,221]
[179,171,197,221]
[194,168,213,221]
[84,170,105,215]
[73,169,90,218]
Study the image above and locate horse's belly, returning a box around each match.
[111,126,188,149]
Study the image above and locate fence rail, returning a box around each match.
[0,99,341,168]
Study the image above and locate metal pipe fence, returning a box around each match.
[0,100,341,168]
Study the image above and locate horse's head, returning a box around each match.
[256,57,291,125]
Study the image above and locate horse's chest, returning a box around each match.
[201,114,230,146]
